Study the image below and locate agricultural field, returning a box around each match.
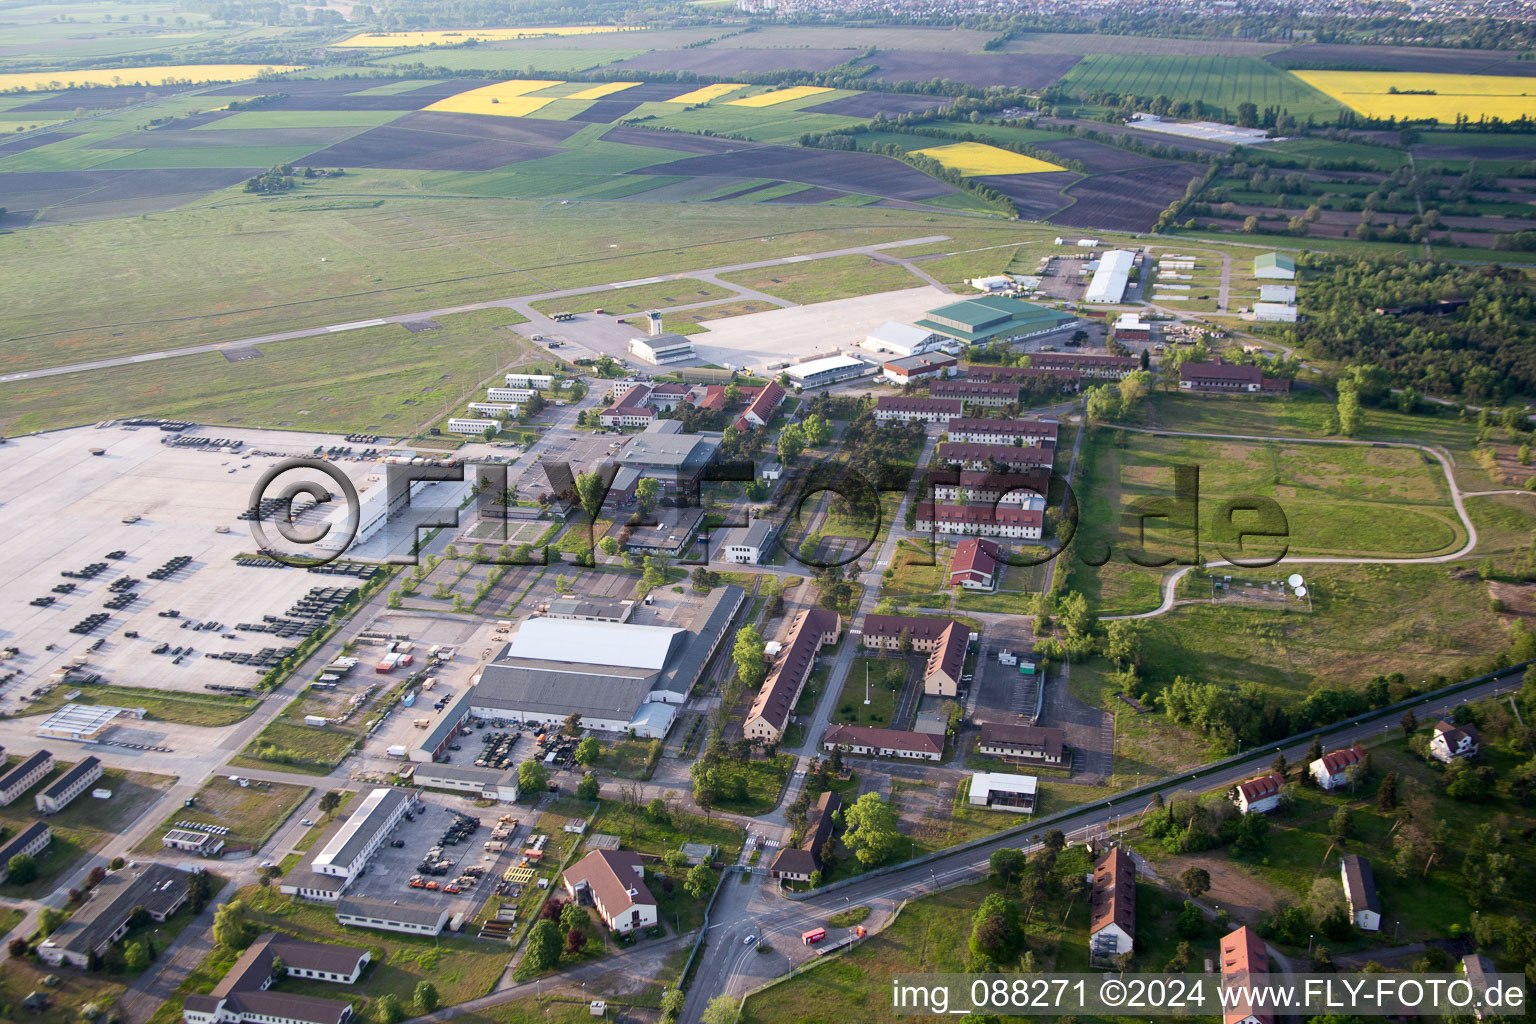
[1291,70,1536,123]
[374,47,647,73]
[335,26,643,46]
[0,64,301,92]
[1058,55,1347,122]
[910,142,1064,175]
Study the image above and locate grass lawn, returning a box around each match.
[954,557,1050,614]
[292,789,357,852]
[0,954,130,1024]
[879,539,946,600]
[0,905,21,939]
[12,680,258,726]
[0,306,538,436]
[233,706,363,775]
[832,657,907,728]
[0,765,174,899]
[132,775,310,856]
[593,738,659,780]
[529,278,731,316]
[718,253,924,305]
[149,883,511,1024]
[743,851,1096,1024]
[1067,657,1215,778]
[589,800,745,863]
[707,755,793,818]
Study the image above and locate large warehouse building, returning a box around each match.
[1084,250,1136,304]
[914,296,1076,345]
[473,586,744,737]
[783,354,871,389]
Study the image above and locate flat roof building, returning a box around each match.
[545,596,634,622]
[882,353,958,385]
[1085,249,1136,304]
[313,788,413,883]
[968,771,1037,813]
[163,828,225,857]
[1259,284,1296,304]
[475,586,744,737]
[446,417,499,437]
[783,354,871,389]
[613,420,722,492]
[862,322,951,358]
[35,704,145,742]
[1251,302,1298,323]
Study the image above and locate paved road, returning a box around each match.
[0,236,949,384]
[1099,425,1479,621]
[676,666,1524,1023]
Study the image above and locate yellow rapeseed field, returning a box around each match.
[1291,70,1536,122]
[910,142,1064,176]
[0,64,301,92]
[334,27,637,47]
[564,82,640,100]
[424,79,563,117]
[668,83,748,105]
[726,86,833,108]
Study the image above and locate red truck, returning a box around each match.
[801,928,826,945]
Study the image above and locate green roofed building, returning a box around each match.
[1253,252,1296,280]
[914,296,1076,345]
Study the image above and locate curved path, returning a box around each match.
[1100,424,1482,621]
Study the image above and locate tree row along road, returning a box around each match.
[1096,424,1480,621]
[676,663,1524,1024]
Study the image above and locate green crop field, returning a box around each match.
[197,109,411,128]
[1059,55,1346,121]
[373,47,647,72]
[93,145,335,169]
[637,103,868,145]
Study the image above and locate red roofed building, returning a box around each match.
[1090,848,1136,957]
[1179,360,1290,394]
[914,503,1042,540]
[945,418,1058,446]
[935,442,1054,471]
[563,849,656,934]
[743,608,842,744]
[1233,773,1285,814]
[735,381,786,432]
[874,396,964,425]
[949,538,1000,590]
[929,471,1049,508]
[1309,745,1365,790]
[1220,926,1273,1024]
[822,724,943,761]
[599,383,655,428]
[931,379,1020,409]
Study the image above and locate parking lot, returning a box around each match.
[0,424,396,706]
[347,787,529,925]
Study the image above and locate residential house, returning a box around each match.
[563,849,657,935]
[1220,926,1273,1024]
[1090,847,1136,956]
[0,750,55,806]
[1339,854,1381,932]
[935,442,1054,471]
[949,538,1000,591]
[1430,720,1480,763]
[1309,745,1365,790]
[768,791,841,882]
[930,379,1019,409]
[1233,773,1284,814]
[35,755,102,814]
